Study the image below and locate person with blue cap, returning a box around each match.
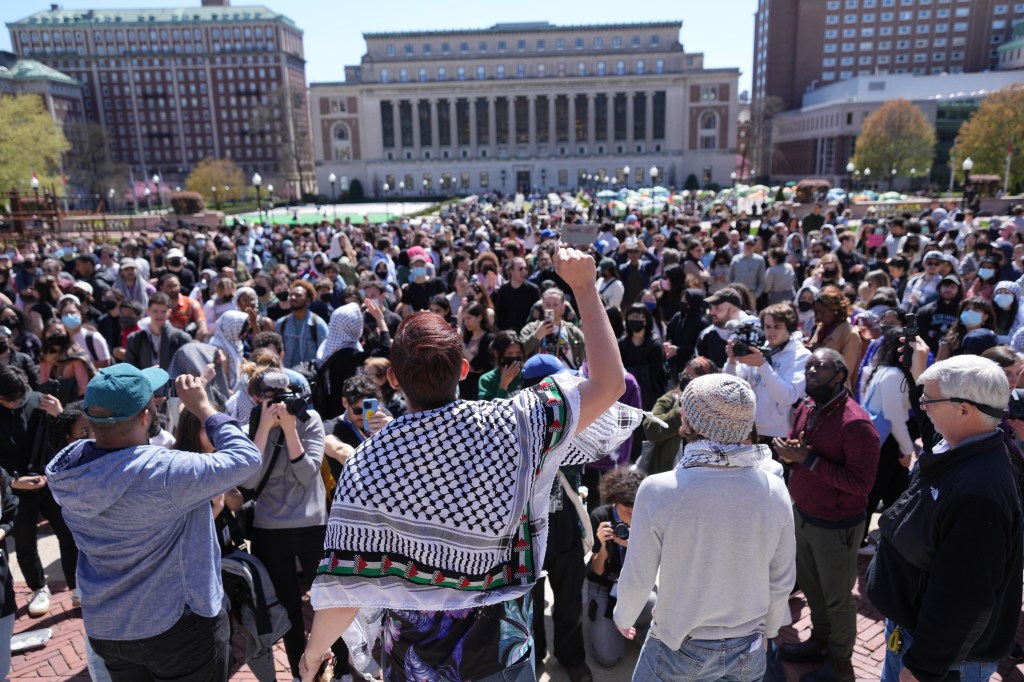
[45,364,262,682]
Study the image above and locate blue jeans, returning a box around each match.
[633,632,766,682]
[881,619,998,682]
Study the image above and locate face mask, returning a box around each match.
[320,293,332,303]
[47,333,69,347]
[195,239,206,248]
[21,293,37,303]
[0,342,9,355]
[978,267,996,280]
[806,373,840,404]
[411,267,428,279]
[119,316,137,329]
[253,284,268,298]
[822,269,838,279]
[61,314,82,330]
[101,299,117,312]
[626,319,645,333]
[798,300,814,313]
[995,293,1015,310]
[660,279,671,291]
[643,301,656,312]
[960,310,983,328]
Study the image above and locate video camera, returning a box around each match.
[1009,389,1024,421]
[730,321,768,357]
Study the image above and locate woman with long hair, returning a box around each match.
[27,275,61,338]
[618,302,667,411]
[991,281,1022,341]
[476,330,525,400]
[0,305,41,362]
[936,296,997,361]
[459,301,495,401]
[657,264,687,324]
[809,285,862,389]
[38,319,95,404]
[857,327,915,554]
[681,240,710,292]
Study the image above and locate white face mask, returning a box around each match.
[995,293,1016,310]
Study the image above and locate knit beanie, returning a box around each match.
[680,374,756,445]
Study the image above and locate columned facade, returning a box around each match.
[312,21,740,196]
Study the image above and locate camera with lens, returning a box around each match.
[268,391,311,422]
[1009,388,1024,421]
[730,321,768,357]
[613,522,630,540]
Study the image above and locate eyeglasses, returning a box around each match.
[924,260,941,266]
[348,402,372,415]
[918,395,991,413]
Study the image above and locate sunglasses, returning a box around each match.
[348,402,373,415]
[924,260,941,266]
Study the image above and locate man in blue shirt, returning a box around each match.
[275,279,329,369]
[46,364,261,682]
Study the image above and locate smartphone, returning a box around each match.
[902,314,918,370]
[362,398,379,432]
[544,309,555,326]
[41,379,60,396]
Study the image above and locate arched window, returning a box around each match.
[699,111,718,150]
[332,122,352,160]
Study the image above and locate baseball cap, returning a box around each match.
[71,281,93,296]
[940,274,961,287]
[166,248,185,260]
[84,364,169,422]
[962,328,998,356]
[706,287,743,308]
[521,354,577,386]
[922,250,943,263]
[119,258,138,269]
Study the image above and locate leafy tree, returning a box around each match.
[348,179,365,202]
[684,174,700,191]
[63,120,129,200]
[185,157,246,206]
[0,94,70,197]
[956,84,1024,191]
[852,99,935,189]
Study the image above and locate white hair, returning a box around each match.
[918,355,1010,426]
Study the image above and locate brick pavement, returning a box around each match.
[9,556,1024,680]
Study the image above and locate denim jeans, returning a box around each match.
[881,619,999,682]
[0,612,13,682]
[633,632,766,682]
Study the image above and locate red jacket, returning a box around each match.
[788,392,880,522]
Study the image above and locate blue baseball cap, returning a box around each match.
[521,354,577,386]
[84,364,169,422]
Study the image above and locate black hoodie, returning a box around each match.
[915,279,963,355]
[665,289,711,374]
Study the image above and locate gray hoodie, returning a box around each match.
[46,413,261,640]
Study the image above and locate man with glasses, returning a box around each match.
[901,250,944,312]
[322,375,392,485]
[773,349,879,682]
[867,350,1022,682]
[495,257,540,332]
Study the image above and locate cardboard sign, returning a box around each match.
[561,223,601,246]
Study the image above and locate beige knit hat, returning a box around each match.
[680,374,756,444]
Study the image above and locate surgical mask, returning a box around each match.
[798,300,814,313]
[978,267,996,280]
[411,267,427,279]
[195,239,206,248]
[626,319,645,333]
[995,293,1015,310]
[960,310,983,328]
[61,314,82,330]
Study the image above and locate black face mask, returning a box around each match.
[254,284,268,298]
[0,342,9,355]
[47,333,69,347]
[101,299,118,312]
[626,319,645,334]
[822,269,838,279]
[119,316,137,329]
[806,371,843,404]
[798,300,814,313]
[320,293,333,303]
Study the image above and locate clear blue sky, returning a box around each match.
[1,0,756,94]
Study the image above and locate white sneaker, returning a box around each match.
[28,585,50,617]
[71,588,81,608]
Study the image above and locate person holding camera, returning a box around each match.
[240,367,349,682]
[694,287,757,369]
[520,287,586,370]
[615,374,796,681]
[587,467,654,668]
[46,364,261,681]
[725,303,811,444]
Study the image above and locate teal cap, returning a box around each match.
[83,364,169,422]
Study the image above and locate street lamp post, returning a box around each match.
[212,185,218,210]
[144,187,152,213]
[864,167,872,190]
[846,161,855,191]
[649,166,659,188]
[108,188,116,213]
[909,169,916,194]
[267,184,274,219]
[962,157,974,211]
[252,172,262,220]
[623,165,631,191]
[328,172,337,221]
[152,174,161,212]
[891,167,897,191]
[383,182,390,222]
[224,186,230,209]
[30,175,40,215]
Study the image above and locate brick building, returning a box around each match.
[6,1,312,196]
[311,21,741,196]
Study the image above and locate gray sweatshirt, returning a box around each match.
[613,449,796,646]
[243,410,327,529]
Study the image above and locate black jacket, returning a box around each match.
[866,430,1023,681]
[124,324,193,370]
[0,469,17,618]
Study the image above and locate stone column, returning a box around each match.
[568,93,577,148]
[488,97,497,152]
[448,100,458,153]
[469,98,479,151]
[587,93,596,147]
[626,92,635,146]
[392,100,401,151]
[646,91,655,147]
[430,99,440,156]
[528,95,537,153]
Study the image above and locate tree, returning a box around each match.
[684,174,700,191]
[852,99,935,189]
[956,84,1024,192]
[0,94,70,196]
[184,157,246,206]
[63,120,130,203]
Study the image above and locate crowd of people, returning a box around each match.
[0,191,1021,682]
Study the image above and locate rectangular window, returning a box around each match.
[594,37,604,48]
[575,93,588,142]
[479,171,489,188]
[419,67,427,82]
[441,42,450,54]
[496,65,505,79]
[480,41,488,52]
[477,65,485,79]
[826,29,839,38]
[536,95,549,143]
[418,100,432,147]
[516,39,526,51]
[594,93,607,141]
[460,42,469,53]
[632,92,645,140]
[456,98,470,145]
[379,101,394,146]
[537,39,545,50]
[555,94,569,142]
[399,100,413,147]
[517,63,526,78]
[613,92,627,140]
[556,38,564,50]
[475,97,489,145]
[423,44,431,54]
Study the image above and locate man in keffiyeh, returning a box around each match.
[300,248,630,682]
